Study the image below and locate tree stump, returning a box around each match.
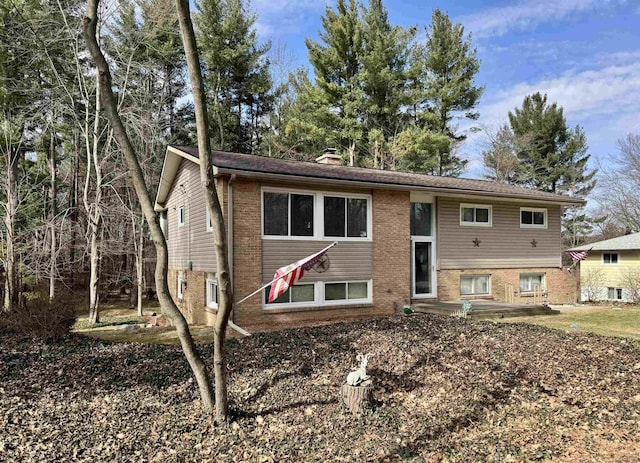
[340,381,373,416]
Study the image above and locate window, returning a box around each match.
[460,275,490,296]
[603,253,619,264]
[177,205,185,227]
[608,287,623,300]
[206,278,218,308]
[410,202,432,236]
[262,189,371,240]
[265,283,316,306]
[206,208,213,232]
[520,273,545,293]
[520,207,547,228]
[324,196,368,238]
[460,204,492,226]
[177,273,184,300]
[324,281,370,303]
[263,192,314,237]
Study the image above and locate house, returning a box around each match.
[569,232,640,303]
[154,145,582,329]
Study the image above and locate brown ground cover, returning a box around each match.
[1,314,639,462]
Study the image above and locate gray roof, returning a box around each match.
[569,232,640,251]
[166,146,583,205]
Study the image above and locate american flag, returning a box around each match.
[568,247,592,262]
[268,243,336,303]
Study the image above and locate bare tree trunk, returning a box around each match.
[175,0,234,425]
[136,216,144,316]
[3,147,18,312]
[348,142,356,167]
[84,75,103,325]
[83,0,215,413]
[48,128,57,301]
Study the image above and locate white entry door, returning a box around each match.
[410,201,436,298]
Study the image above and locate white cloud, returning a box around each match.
[251,0,326,38]
[479,62,640,125]
[460,0,627,38]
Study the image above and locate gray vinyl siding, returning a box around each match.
[437,198,562,269]
[166,159,217,272]
[262,240,372,283]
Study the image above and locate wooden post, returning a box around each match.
[340,382,373,416]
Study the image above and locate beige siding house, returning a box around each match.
[155,146,582,329]
[569,233,640,303]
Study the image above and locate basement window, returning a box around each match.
[608,287,623,300]
[460,275,490,296]
[520,273,545,293]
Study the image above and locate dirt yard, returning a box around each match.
[2,314,639,462]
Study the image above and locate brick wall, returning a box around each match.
[437,267,579,304]
[230,179,264,326]
[372,189,411,313]
[167,269,208,324]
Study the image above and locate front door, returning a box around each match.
[411,201,436,298]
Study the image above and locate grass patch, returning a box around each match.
[501,305,640,340]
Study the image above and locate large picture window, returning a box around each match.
[263,192,314,237]
[262,189,370,240]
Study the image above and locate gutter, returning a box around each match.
[213,167,585,207]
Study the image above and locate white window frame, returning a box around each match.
[602,252,619,264]
[261,187,372,242]
[321,280,373,306]
[262,279,373,310]
[206,278,218,308]
[607,287,623,301]
[205,208,213,232]
[177,273,184,300]
[262,282,319,309]
[460,275,491,296]
[177,205,185,228]
[519,273,545,294]
[520,207,548,229]
[460,203,492,227]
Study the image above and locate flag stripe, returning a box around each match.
[267,244,334,303]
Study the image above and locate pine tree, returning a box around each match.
[508,92,596,195]
[195,0,272,153]
[303,0,364,165]
[412,9,483,175]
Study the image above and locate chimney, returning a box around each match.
[315,148,342,165]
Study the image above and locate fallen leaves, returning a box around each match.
[1,315,639,462]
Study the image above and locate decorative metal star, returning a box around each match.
[531,239,538,248]
[472,238,481,247]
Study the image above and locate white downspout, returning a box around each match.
[227,174,236,321]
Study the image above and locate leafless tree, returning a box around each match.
[581,268,605,303]
[621,268,640,304]
[84,0,215,413]
[597,133,640,232]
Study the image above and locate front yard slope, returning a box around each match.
[1,315,639,462]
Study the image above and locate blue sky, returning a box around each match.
[246,0,640,179]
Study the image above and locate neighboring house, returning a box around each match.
[569,233,640,303]
[154,146,582,329]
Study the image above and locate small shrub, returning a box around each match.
[0,293,78,340]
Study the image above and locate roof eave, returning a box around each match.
[213,166,584,206]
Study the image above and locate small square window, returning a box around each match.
[520,208,547,228]
[460,204,492,226]
[603,253,618,264]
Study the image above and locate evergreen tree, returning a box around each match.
[412,9,483,175]
[195,0,272,153]
[507,92,596,195]
[303,0,364,165]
